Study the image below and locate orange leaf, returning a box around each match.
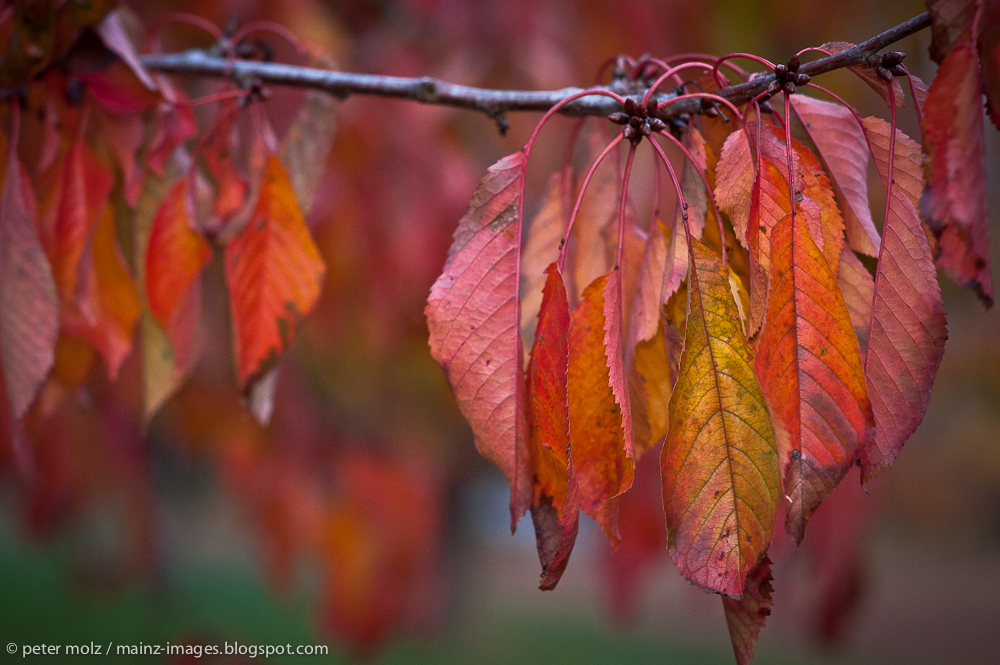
[754,212,873,542]
[425,152,531,530]
[146,179,212,370]
[836,247,875,356]
[61,205,141,378]
[793,138,844,274]
[521,170,568,341]
[225,155,325,388]
[662,239,778,597]
[568,274,634,544]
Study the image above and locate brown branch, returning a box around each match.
[140,12,930,126]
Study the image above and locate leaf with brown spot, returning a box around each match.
[662,239,778,597]
[723,555,774,665]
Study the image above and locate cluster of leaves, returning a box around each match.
[0,2,448,654]
[426,1,996,662]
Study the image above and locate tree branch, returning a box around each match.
[140,12,930,125]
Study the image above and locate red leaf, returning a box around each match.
[836,247,875,356]
[52,139,114,306]
[146,180,212,371]
[862,117,924,209]
[920,40,993,306]
[225,155,326,388]
[860,188,948,482]
[147,101,197,177]
[791,95,878,256]
[722,555,774,665]
[527,263,579,589]
[94,10,157,91]
[0,135,58,419]
[425,152,531,530]
[568,274,634,543]
[521,171,568,340]
[754,212,874,542]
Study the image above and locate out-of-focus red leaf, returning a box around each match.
[602,448,666,619]
[927,0,979,62]
[52,139,114,306]
[61,205,141,378]
[225,155,325,388]
[792,95,878,257]
[146,180,212,371]
[860,186,947,482]
[94,9,157,92]
[568,274,634,544]
[147,102,198,176]
[0,135,58,419]
[722,555,774,665]
[662,238,778,596]
[94,107,144,205]
[527,263,578,589]
[819,42,904,106]
[920,40,993,306]
[425,152,531,530]
[754,212,873,542]
[570,139,618,303]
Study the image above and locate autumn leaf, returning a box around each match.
[861,117,924,208]
[279,89,338,216]
[836,247,875,356]
[792,137,844,274]
[662,239,778,597]
[980,0,1000,129]
[920,40,993,306]
[521,171,568,341]
[425,151,531,530]
[0,133,59,419]
[527,263,579,589]
[754,212,873,542]
[225,155,326,388]
[860,187,947,482]
[61,205,141,378]
[52,138,114,306]
[791,95,878,257]
[722,555,774,665]
[146,179,212,372]
[568,275,634,543]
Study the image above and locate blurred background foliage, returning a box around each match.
[1,0,998,663]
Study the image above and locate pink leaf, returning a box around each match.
[426,152,530,530]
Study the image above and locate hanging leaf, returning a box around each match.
[754,212,873,542]
[861,117,924,208]
[521,171,568,340]
[425,152,531,530]
[722,555,774,665]
[791,95,878,256]
[662,239,778,597]
[568,275,634,543]
[0,139,58,419]
[527,263,579,589]
[792,137,844,273]
[225,155,325,388]
[927,0,979,63]
[146,179,212,371]
[920,40,993,306]
[860,187,948,482]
